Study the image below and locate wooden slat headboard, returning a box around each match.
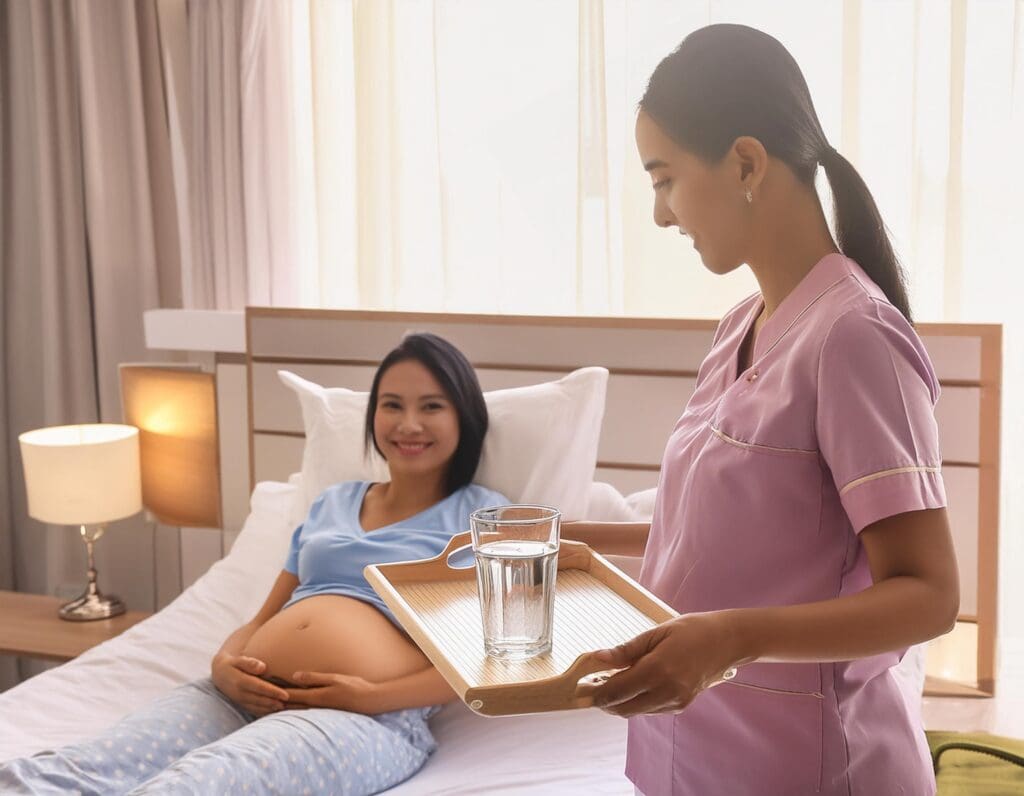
[244,307,1001,696]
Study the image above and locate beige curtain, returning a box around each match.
[179,0,305,308]
[0,0,98,689]
[0,0,183,688]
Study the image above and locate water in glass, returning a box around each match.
[475,539,558,660]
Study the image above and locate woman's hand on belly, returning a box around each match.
[211,652,290,716]
[286,665,458,715]
[283,671,379,714]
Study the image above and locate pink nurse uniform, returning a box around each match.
[628,254,946,795]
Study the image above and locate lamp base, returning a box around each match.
[59,590,126,621]
[58,523,126,621]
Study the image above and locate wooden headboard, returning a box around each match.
[244,307,1001,697]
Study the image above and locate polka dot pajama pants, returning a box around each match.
[0,678,437,795]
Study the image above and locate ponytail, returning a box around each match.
[641,24,913,322]
[821,150,912,322]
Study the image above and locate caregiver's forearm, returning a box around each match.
[561,522,650,556]
[725,508,959,666]
[725,574,959,666]
[369,666,457,713]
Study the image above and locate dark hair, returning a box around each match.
[640,24,912,321]
[364,332,488,494]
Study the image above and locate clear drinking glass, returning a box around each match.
[469,505,561,661]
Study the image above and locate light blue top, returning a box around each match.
[282,480,507,624]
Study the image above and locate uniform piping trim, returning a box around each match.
[839,466,940,496]
[709,424,819,457]
[724,681,824,699]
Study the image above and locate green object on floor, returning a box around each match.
[927,730,1024,794]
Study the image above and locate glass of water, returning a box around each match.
[469,505,561,661]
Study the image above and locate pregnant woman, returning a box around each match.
[1,333,506,796]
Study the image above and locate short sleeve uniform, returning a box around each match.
[627,254,944,795]
[282,481,507,626]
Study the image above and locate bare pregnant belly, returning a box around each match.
[241,594,430,683]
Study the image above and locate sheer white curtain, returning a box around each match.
[178,0,1023,682]
[294,0,594,314]
[261,1,1024,319]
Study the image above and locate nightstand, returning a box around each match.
[0,590,151,662]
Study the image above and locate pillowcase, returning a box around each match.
[625,487,659,521]
[278,372,390,510]
[279,367,608,519]
[585,481,640,522]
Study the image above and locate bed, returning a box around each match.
[0,307,1002,794]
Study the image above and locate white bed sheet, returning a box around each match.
[0,479,634,794]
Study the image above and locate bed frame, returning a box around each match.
[236,307,1001,698]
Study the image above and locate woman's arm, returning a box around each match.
[285,665,456,714]
[211,570,300,714]
[367,666,457,712]
[591,508,958,716]
[215,570,299,656]
[561,521,651,557]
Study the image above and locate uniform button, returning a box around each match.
[747,370,759,382]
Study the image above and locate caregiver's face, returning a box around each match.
[634,111,747,275]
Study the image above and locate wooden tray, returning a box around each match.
[364,532,678,716]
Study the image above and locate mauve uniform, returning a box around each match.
[628,254,944,795]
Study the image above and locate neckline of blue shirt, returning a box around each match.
[352,480,462,534]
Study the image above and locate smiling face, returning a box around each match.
[373,359,460,481]
[635,110,753,275]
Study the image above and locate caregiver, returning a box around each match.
[568,23,958,796]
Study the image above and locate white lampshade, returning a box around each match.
[19,424,143,525]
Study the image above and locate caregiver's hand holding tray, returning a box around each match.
[364,505,736,717]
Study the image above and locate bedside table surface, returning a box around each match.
[0,590,151,662]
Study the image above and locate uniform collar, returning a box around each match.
[752,253,857,362]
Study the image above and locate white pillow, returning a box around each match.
[585,482,639,522]
[625,487,659,521]
[278,372,390,509]
[279,367,608,519]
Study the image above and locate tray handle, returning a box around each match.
[464,653,737,717]
[373,532,477,582]
[438,531,473,561]
[430,534,596,574]
[463,652,614,716]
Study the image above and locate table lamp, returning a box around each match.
[18,424,142,621]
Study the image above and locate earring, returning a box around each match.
[744,188,753,204]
